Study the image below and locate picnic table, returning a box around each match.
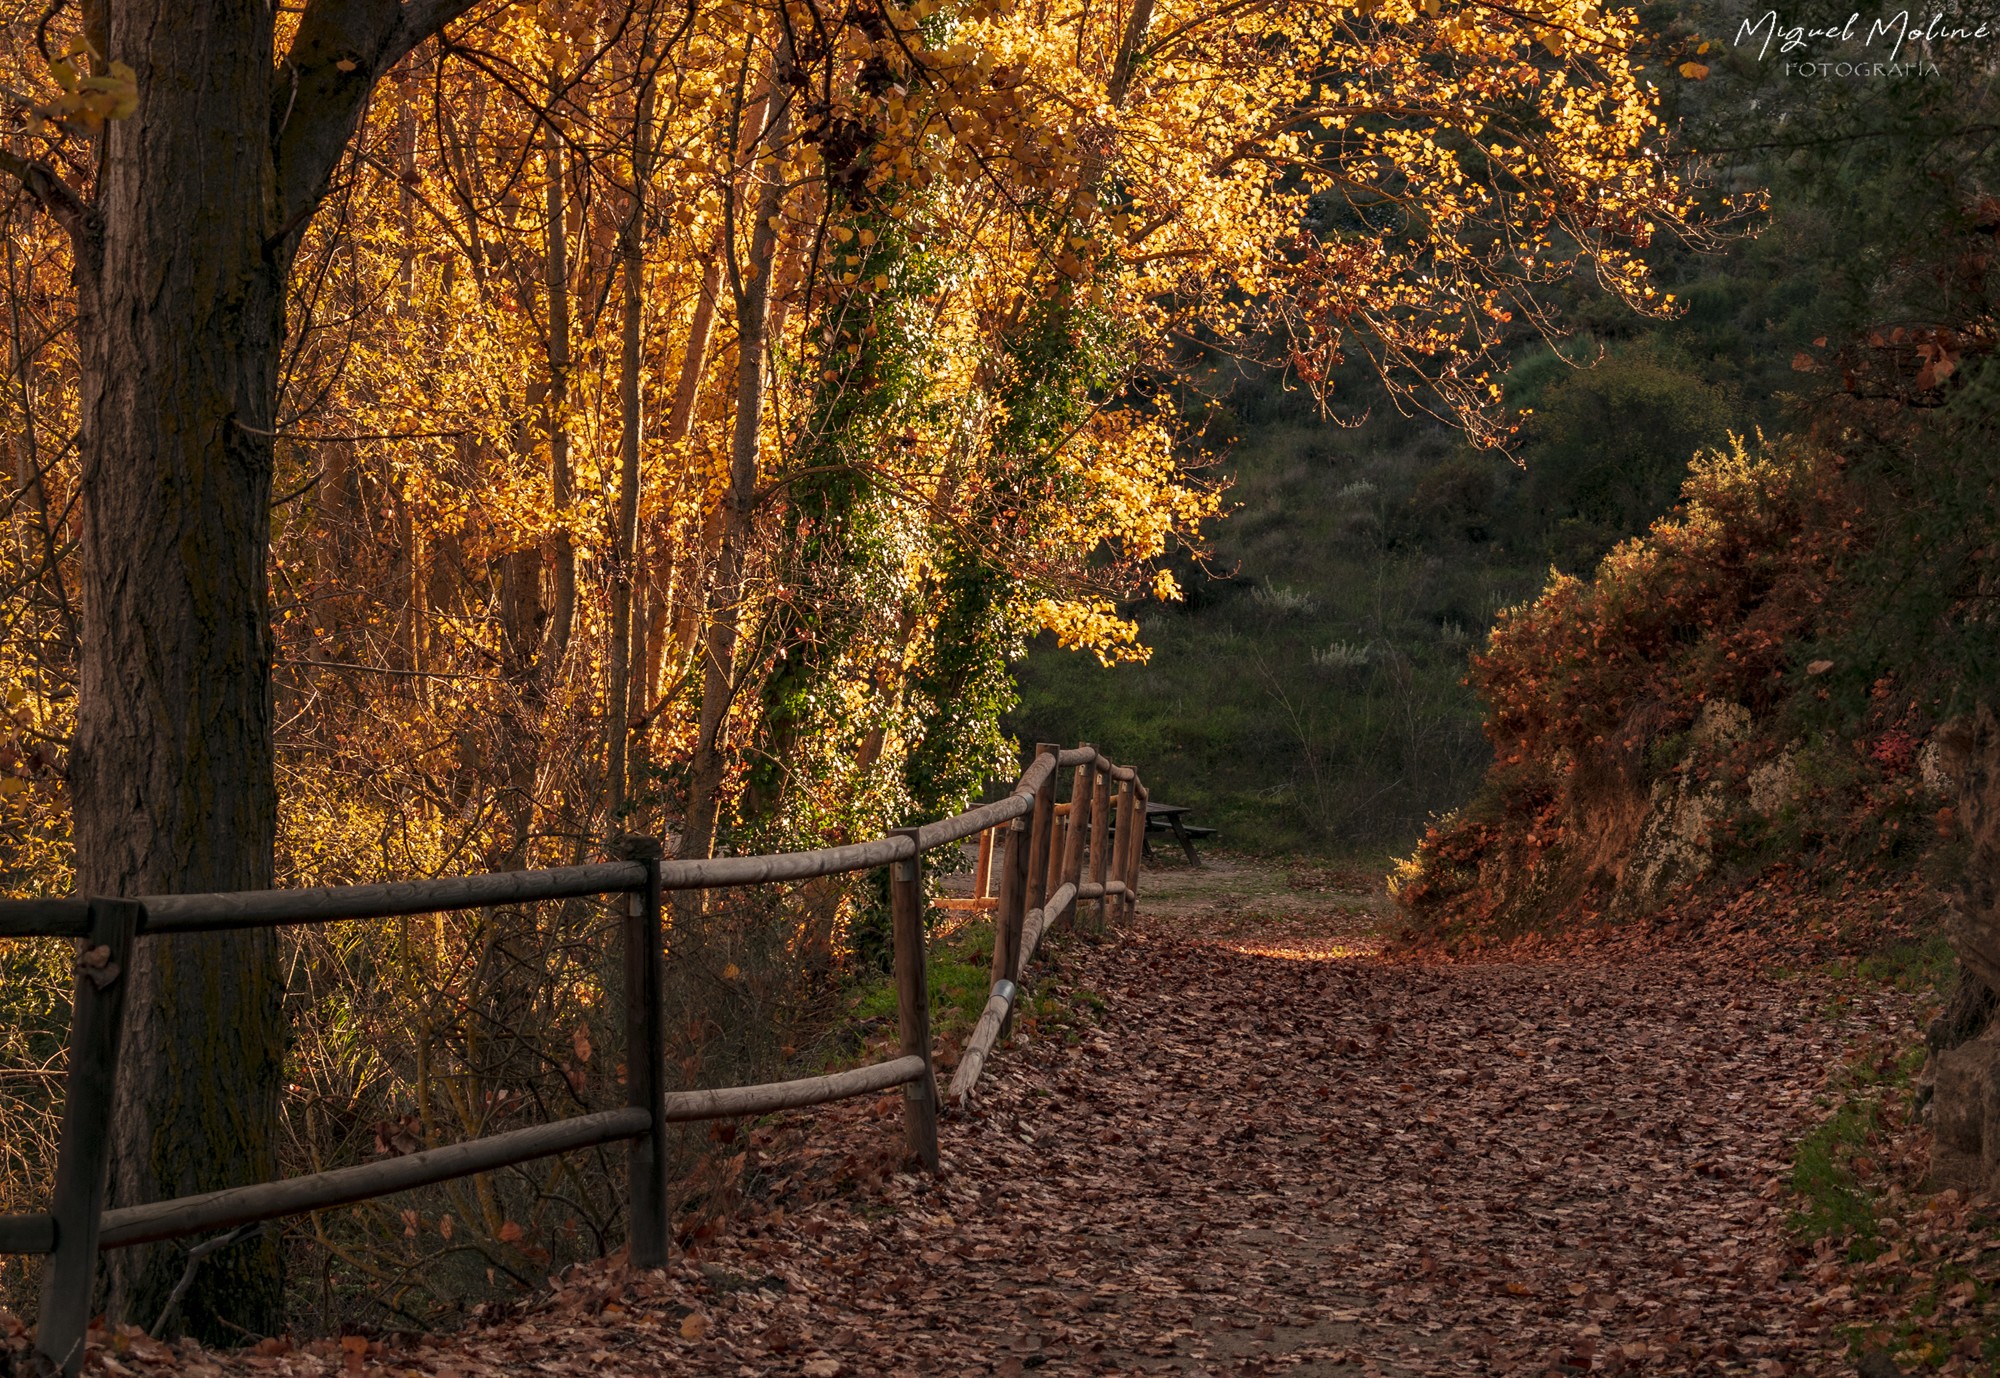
[1143,801,1216,866]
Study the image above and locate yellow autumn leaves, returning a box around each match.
[0,0,1698,879]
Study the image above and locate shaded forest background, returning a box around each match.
[1014,0,2000,865]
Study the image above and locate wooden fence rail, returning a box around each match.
[0,743,1145,1375]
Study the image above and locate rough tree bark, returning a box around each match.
[1931,705,2000,1196]
[4,0,474,1338]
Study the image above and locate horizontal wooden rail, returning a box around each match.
[947,982,1017,1104]
[913,749,1057,851]
[0,758,1086,940]
[661,1054,924,1122]
[0,900,91,940]
[658,835,915,891]
[0,1214,54,1254]
[94,1054,926,1250]
[136,863,648,935]
[915,792,1032,851]
[98,1108,653,1248]
[1021,881,1079,970]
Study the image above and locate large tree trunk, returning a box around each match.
[16,0,472,1339]
[74,2,288,1339]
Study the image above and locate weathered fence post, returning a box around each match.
[1087,761,1113,932]
[973,826,994,901]
[616,837,670,1268]
[888,829,940,1172]
[37,898,141,1377]
[1023,744,1058,918]
[1123,783,1147,921]
[1045,802,1069,900]
[991,815,1030,1039]
[990,818,1028,989]
[1059,752,1092,918]
[1111,776,1136,925]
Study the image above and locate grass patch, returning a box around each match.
[848,912,998,1050]
[1789,1040,1924,1260]
[1784,964,2000,1372]
[826,904,1108,1113]
[1017,982,1105,1044]
[1841,934,1957,996]
[1781,933,1959,1025]
[1788,924,1938,1262]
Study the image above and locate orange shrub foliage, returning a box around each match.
[1394,440,1873,938]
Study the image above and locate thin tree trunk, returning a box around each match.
[395,73,420,315]
[1109,0,1156,107]
[656,249,724,685]
[404,486,428,677]
[2,262,74,641]
[606,65,656,823]
[541,101,576,680]
[666,249,723,442]
[628,573,655,785]
[679,52,791,864]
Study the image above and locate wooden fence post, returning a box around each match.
[990,816,1030,1040]
[1045,803,1069,900]
[1060,753,1092,898]
[1023,744,1058,918]
[990,818,1028,990]
[37,898,141,1377]
[1123,784,1147,921]
[1111,777,1136,925]
[972,826,994,901]
[1087,762,1112,932]
[888,830,939,1172]
[616,838,669,1269]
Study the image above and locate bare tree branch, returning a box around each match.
[271,0,487,242]
[0,148,90,238]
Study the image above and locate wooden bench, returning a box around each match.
[1142,801,1215,865]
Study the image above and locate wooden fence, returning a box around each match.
[0,742,1146,1375]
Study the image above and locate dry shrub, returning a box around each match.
[0,938,67,1318]
[1392,439,1861,940]
[0,869,867,1336]
[272,873,862,1333]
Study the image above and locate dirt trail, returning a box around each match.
[141,857,1912,1378]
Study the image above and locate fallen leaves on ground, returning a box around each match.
[1775,1024,2000,1374]
[25,884,1941,1377]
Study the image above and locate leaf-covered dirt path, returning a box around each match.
[101,859,1915,1378]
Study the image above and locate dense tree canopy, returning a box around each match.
[1,0,1698,1334]
[2,0,1701,873]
